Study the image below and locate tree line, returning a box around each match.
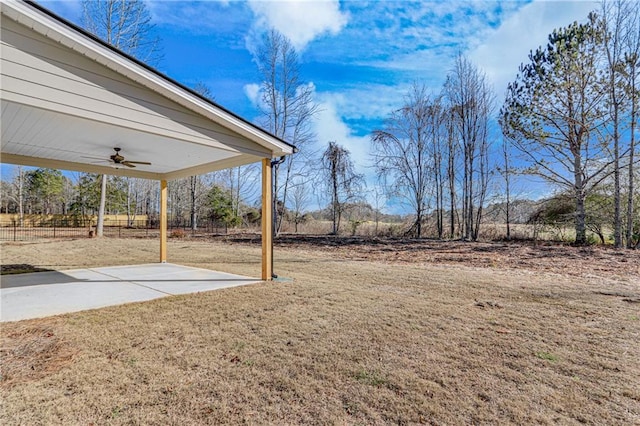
[260,0,639,247]
[0,167,259,229]
[1,0,638,247]
[371,55,494,241]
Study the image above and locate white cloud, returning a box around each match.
[247,0,349,51]
[331,1,524,97]
[243,83,261,107]
[242,80,369,161]
[470,0,598,97]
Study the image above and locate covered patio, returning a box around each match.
[1,1,294,282]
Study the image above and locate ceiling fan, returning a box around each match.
[107,147,151,168]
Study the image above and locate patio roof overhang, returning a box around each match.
[0,0,294,181]
[0,0,287,280]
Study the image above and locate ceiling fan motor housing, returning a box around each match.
[107,147,151,168]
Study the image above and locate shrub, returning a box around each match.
[170,229,186,238]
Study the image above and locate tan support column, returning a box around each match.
[160,179,167,263]
[261,158,273,280]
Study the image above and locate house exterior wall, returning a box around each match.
[1,16,271,158]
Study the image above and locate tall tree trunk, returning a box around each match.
[277,158,295,235]
[126,177,137,227]
[602,0,624,247]
[574,154,587,245]
[273,159,291,236]
[434,125,443,239]
[464,151,472,240]
[627,59,637,248]
[435,171,443,239]
[448,132,456,239]
[17,166,24,227]
[473,138,489,241]
[233,168,241,219]
[468,143,477,241]
[504,141,511,241]
[96,174,107,237]
[613,103,621,247]
[189,176,198,231]
[375,210,379,236]
[575,191,587,245]
[331,157,339,235]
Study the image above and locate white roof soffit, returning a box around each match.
[1,0,295,157]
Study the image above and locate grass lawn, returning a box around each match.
[1,238,639,424]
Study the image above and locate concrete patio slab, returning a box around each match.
[0,264,260,322]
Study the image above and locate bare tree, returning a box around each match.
[444,55,494,241]
[599,0,630,247]
[444,108,460,238]
[216,164,260,222]
[81,0,162,236]
[320,142,365,235]
[96,172,108,235]
[82,0,161,64]
[429,97,446,239]
[623,2,640,248]
[61,177,75,215]
[192,82,213,100]
[168,176,211,229]
[13,166,25,226]
[498,137,513,240]
[123,177,141,226]
[187,175,203,230]
[0,180,12,214]
[0,167,26,224]
[290,178,310,233]
[253,29,318,235]
[168,177,204,228]
[372,185,386,236]
[372,84,440,238]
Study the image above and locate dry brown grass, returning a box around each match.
[1,238,639,425]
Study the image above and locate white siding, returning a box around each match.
[0,16,271,158]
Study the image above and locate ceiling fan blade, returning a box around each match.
[125,161,152,165]
[121,161,137,168]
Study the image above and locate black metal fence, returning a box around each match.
[0,219,230,241]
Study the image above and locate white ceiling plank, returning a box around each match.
[2,153,164,180]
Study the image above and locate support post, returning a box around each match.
[160,179,167,263]
[261,158,273,281]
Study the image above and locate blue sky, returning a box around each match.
[12,0,599,208]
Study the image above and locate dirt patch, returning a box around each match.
[0,320,77,388]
